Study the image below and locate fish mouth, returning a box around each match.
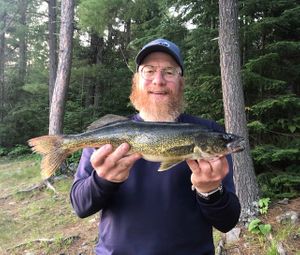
[227,137,245,153]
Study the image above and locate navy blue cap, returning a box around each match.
[135,38,184,75]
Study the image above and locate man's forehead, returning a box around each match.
[141,52,179,66]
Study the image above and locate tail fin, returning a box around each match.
[28,135,69,179]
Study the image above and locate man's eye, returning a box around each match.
[164,69,175,75]
[145,69,154,74]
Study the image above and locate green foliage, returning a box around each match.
[7,145,32,157]
[257,167,300,199]
[250,94,300,120]
[252,145,300,165]
[1,0,299,201]
[248,218,272,236]
[0,146,9,156]
[78,0,123,35]
[247,120,266,133]
[184,75,223,120]
[266,241,280,255]
[240,2,300,193]
[66,150,82,167]
[258,197,271,215]
[0,96,49,146]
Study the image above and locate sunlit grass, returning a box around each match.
[0,156,95,254]
[0,155,42,197]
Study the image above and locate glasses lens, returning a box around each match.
[163,67,177,80]
[141,65,179,81]
[142,65,155,80]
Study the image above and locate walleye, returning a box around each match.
[28,115,245,179]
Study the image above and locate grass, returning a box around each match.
[0,156,299,254]
[0,156,97,255]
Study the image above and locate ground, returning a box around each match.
[0,156,299,255]
[226,197,300,255]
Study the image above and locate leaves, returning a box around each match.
[248,218,272,236]
[252,145,300,165]
[258,197,271,215]
[0,0,299,200]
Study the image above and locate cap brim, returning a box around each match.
[136,45,182,72]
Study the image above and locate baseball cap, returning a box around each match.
[135,38,184,75]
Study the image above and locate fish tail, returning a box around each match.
[28,135,70,179]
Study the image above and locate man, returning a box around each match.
[70,38,241,255]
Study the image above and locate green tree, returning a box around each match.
[0,0,49,146]
[240,0,300,196]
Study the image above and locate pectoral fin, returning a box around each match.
[158,160,183,171]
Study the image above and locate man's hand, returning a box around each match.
[186,157,229,193]
[90,143,142,183]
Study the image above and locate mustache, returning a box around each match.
[146,88,172,94]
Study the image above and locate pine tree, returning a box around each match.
[219,0,259,219]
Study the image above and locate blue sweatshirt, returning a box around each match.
[70,113,241,255]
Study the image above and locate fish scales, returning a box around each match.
[28,119,245,179]
[65,121,196,156]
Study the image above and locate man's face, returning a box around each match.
[130,52,184,122]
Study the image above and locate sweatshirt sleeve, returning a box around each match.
[196,188,241,233]
[196,154,241,233]
[70,148,122,218]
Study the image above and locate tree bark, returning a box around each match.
[123,19,131,62]
[49,0,74,135]
[48,0,58,105]
[90,33,104,65]
[18,0,27,85]
[87,34,104,112]
[0,11,6,122]
[218,0,259,219]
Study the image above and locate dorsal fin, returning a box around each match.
[86,114,129,131]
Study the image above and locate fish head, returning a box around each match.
[194,132,245,159]
[221,133,245,154]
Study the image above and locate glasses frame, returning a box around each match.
[139,65,182,81]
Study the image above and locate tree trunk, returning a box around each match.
[218,0,259,220]
[88,34,104,112]
[18,0,27,85]
[48,0,58,105]
[0,11,6,122]
[122,19,131,62]
[49,0,74,135]
[90,33,104,65]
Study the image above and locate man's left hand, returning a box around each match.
[186,157,229,193]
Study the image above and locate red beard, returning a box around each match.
[129,75,184,122]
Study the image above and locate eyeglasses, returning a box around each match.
[140,65,182,81]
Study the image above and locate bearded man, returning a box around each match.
[70,38,241,255]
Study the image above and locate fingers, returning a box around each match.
[91,143,142,183]
[187,157,229,193]
[90,144,114,166]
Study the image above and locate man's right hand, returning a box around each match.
[90,143,141,183]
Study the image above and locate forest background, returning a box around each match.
[0,0,299,201]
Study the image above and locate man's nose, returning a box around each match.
[152,70,166,85]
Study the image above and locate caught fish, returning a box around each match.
[28,115,245,179]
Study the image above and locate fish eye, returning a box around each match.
[222,134,229,140]
[222,134,234,141]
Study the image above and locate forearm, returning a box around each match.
[70,170,121,218]
[197,188,241,232]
